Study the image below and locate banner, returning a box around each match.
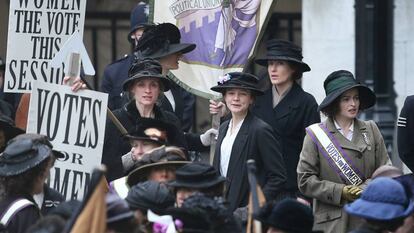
[27,81,108,200]
[4,0,87,93]
[153,0,276,98]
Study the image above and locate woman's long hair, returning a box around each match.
[0,156,53,200]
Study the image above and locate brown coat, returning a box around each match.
[297,118,391,233]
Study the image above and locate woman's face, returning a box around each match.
[130,140,160,161]
[224,88,253,116]
[147,165,176,183]
[267,60,295,86]
[176,187,197,207]
[131,78,161,107]
[337,88,360,120]
[159,52,182,71]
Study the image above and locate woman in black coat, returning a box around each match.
[0,134,63,233]
[252,39,320,198]
[102,58,190,181]
[211,72,287,212]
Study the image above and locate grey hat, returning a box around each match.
[0,134,64,176]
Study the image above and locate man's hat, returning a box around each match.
[128,3,151,42]
[255,199,319,233]
[126,146,189,187]
[168,163,226,189]
[136,23,196,59]
[345,177,414,221]
[210,72,264,96]
[318,70,376,112]
[0,134,64,176]
[255,39,311,73]
[124,118,178,146]
[125,181,175,214]
[122,58,170,91]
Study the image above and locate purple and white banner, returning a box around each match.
[154,0,275,98]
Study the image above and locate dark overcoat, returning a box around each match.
[252,82,320,194]
[213,112,287,211]
[397,95,414,171]
[0,195,40,233]
[158,81,195,132]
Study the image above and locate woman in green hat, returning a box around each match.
[297,70,391,233]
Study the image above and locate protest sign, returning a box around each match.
[152,0,276,99]
[27,81,108,200]
[4,0,87,93]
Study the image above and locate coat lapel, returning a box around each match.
[225,113,251,191]
[325,118,367,153]
[273,83,301,120]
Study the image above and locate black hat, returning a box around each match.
[318,70,376,112]
[125,181,175,214]
[0,114,25,143]
[210,72,264,96]
[136,23,196,59]
[127,146,189,186]
[123,58,170,91]
[0,134,64,176]
[128,3,151,42]
[166,207,213,233]
[181,193,241,233]
[169,163,226,189]
[255,199,319,233]
[106,192,134,224]
[255,39,311,72]
[124,118,177,146]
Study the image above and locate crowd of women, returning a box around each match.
[0,3,414,233]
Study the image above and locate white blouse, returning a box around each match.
[220,118,245,177]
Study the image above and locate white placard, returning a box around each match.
[27,81,108,200]
[5,0,87,93]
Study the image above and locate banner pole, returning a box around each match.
[209,113,220,165]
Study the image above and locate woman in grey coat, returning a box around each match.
[297,70,390,233]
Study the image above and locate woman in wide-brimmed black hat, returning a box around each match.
[210,72,287,212]
[255,39,320,199]
[0,134,64,233]
[102,58,190,182]
[297,70,390,233]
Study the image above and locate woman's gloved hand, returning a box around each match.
[342,185,363,202]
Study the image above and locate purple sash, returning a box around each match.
[306,123,365,186]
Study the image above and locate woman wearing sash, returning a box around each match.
[211,72,287,212]
[297,70,390,233]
